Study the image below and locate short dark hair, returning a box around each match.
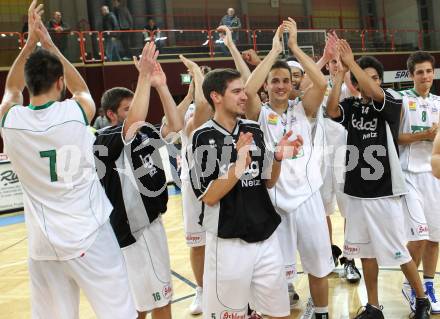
[350,56,384,85]
[267,60,292,81]
[101,87,134,120]
[24,48,64,96]
[202,68,241,110]
[407,51,435,75]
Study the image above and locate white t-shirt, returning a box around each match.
[1,100,112,260]
[399,89,440,173]
[258,100,322,212]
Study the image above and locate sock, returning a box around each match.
[315,309,329,319]
[315,306,329,314]
[424,275,434,281]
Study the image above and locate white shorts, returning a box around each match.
[203,232,290,318]
[122,217,172,312]
[29,221,137,319]
[343,196,412,267]
[403,171,440,242]
[275,191,334,279]
[182,180,205,247]
[320,118,347,216]
[335,189,348,218]
[320,164,337,216]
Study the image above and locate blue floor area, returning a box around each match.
[168,184,181,196]
[0,214,24,227]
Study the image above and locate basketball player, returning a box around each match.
[189,67,303,319]
[245,19,333,319]
[326,39,430,318]
[94,42,182,319]
[316,32,361,283]
[0,2,136,318]
[399,51,440,313]
[172,55,212,315]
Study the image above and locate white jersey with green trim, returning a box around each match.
[399,89,440,173]
[0,99,112,260]
[313,80,352,190]
[258,100,322,212]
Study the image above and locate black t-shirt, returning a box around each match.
[189,119,280,243]
[332,88,406,198]
[94,124,168,247]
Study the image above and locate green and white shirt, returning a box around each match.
[399,88,440,173]
[1,99,112,260]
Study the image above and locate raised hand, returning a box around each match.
[272,25,283,54]
[274,131,304,161]
[179,54,199,73]
[217,25,233,47]
[241,49,261,66]
[35,20,55,49]
[337,39,355,67]
[150,62,167,88]
[323,30,339,61]
[283,17,298,49]
[133,42,158,77]
[27,0,44,46]
[236,132,253,171]
[339,58,350,75]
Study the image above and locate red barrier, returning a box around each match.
[2,28,440,65]
[80,31,104,63]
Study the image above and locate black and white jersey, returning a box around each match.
[189,119,281,243]
[332,88,406,198]
[94,123,168,248]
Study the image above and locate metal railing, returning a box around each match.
[0,28,439,66]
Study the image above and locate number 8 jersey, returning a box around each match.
[399,89,440,172]
[0,100,112,261]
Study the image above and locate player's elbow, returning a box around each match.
[166,119,184,134]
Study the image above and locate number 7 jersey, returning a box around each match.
[0,100,112,260]
[399,89,440,172]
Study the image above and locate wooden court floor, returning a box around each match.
[1,186,440,319]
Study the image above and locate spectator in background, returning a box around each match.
[112,0,133,61]
[219,8,241,41]
[101,5,121,61]
[144,18,164,52]
[217,8,241,56]
[47,11,70,56]
[259,90,269,104]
